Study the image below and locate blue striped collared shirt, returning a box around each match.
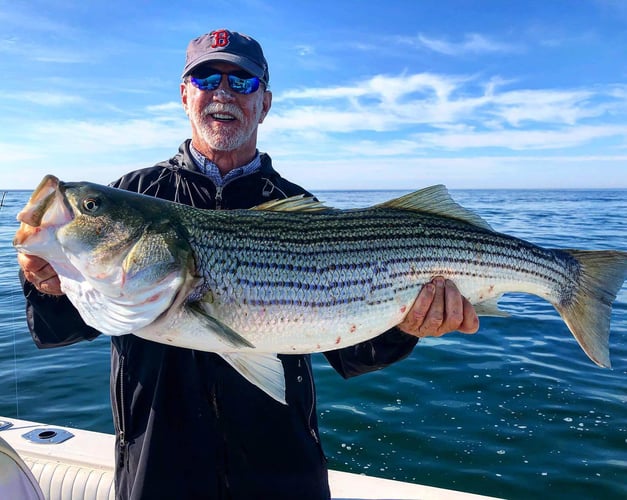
[189,144,262,187]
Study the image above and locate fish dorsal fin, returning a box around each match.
[252,195,331,213]
[375,185,493,231]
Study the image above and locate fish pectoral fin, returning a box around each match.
[187,303,255,349]
[473,297,510,317]
[375,185,493,231]
[219,352,287,405]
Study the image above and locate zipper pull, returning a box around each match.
[215,186,223,209]
[262,178,274,197]
[117,431,127,469]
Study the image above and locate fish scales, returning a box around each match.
[13,176,627,403]
[177,205,580,345]
[192,220,569,310]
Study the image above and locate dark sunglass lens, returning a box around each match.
[190,74,221,91]
[228,75,260,94]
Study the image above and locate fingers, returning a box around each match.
[396,281,435,335]
[419,277,447,336]
[459,296,480,334]
[17,253,64,296]
[442,278,463,331]
[397,277,479,338]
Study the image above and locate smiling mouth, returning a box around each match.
[211,113,236,122]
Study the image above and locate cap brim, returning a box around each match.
[182,53,266,81]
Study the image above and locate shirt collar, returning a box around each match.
[189,144,262,187]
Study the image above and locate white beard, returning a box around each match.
[195,103,259,152]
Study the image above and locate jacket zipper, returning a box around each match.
[211,172,281,210]
[114,354,127,454]
[304,359,319,444]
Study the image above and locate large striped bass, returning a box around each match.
[14,175,627,404]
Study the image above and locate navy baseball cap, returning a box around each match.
[182,29,269,84]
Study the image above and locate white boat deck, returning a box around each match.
[0,416,498,499]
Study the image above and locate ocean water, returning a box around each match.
[0,188,625,499]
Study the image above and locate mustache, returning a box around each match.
[202,103,244,121]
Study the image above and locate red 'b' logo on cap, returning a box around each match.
[210,30,230,48]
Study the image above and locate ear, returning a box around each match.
[259,91,272,123]
[181,81,189,115]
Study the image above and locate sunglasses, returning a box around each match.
[189,69,262,95]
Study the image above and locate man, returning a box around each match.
[18,29,478,499]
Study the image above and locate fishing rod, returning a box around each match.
[0,191,22,418]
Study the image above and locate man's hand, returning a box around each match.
[398,277,478,338]
[17,253,64,296]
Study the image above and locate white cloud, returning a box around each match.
[276,73,461,103]
[146,102,184,114]
[411,33,522,56]
[268,72,626,148]
[489,89,606,126]
[4,71,627,189]
[31,117,189,153]
[12,91,84,106]
[415,125,627,151]
[0,40,90,64]
[295,44,315,56]
[0,144,42,162]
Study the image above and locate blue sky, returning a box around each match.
[2,0,627,190]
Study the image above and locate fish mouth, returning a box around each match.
[13,174,73,248]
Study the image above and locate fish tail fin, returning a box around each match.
[555,250,627,368]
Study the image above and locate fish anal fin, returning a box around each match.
[473,297,510,317]
[375,185,493,231]
[220,352,287,405]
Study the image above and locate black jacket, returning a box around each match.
[21,140,418,500]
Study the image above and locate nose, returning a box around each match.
[213,76,235,102]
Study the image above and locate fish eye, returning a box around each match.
[82,197,101,212]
